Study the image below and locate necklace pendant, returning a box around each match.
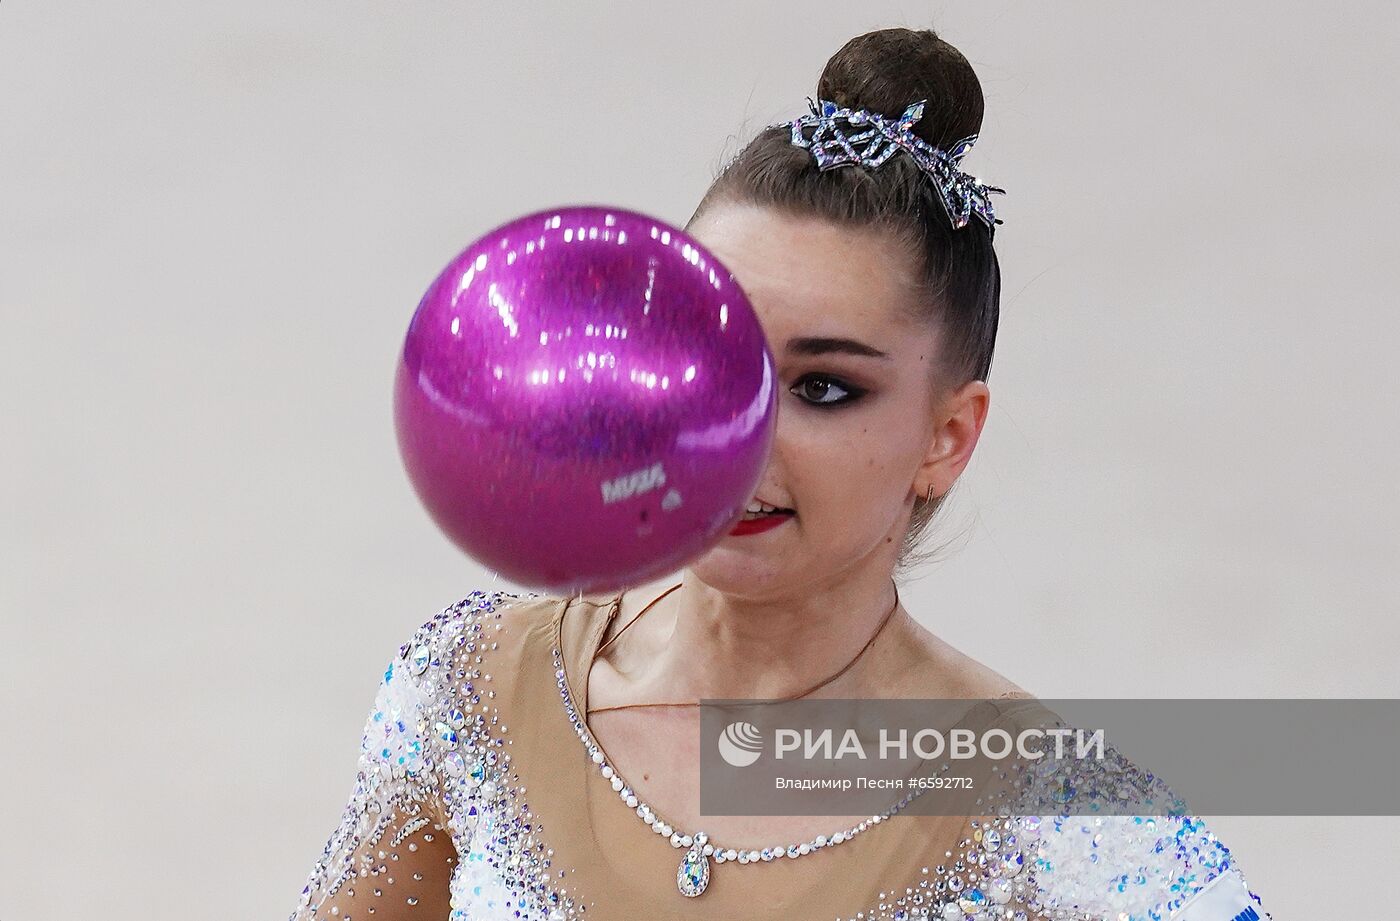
[677,842,711,897]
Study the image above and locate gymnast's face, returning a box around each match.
[684,201,989,596]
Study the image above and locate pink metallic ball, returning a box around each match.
[393,205,776,595]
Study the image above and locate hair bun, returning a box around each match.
[816,28,985,151]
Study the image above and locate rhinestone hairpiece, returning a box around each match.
[785,96,1005,232]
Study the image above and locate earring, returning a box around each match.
[920,483,936,504]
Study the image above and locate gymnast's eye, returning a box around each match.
[790,373,866,407]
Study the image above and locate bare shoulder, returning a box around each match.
[879,611,1033,701]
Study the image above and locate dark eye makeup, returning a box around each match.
[789,373,867,408]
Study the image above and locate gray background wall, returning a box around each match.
[2,2,1396,918]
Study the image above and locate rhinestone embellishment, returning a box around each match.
[677,832,711,897]
[552,638,926,899]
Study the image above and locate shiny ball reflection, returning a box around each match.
[394,205,776,594]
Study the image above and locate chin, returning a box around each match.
[688,550,797,595]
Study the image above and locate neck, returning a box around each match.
[605,572,906,702]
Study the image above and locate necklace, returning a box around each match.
[552,580,926,898]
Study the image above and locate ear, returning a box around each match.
[911,379,990,502]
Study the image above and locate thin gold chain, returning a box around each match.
[587,579,901,714]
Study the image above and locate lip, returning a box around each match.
[729,510,794,536]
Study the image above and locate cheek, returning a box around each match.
[781,415,907,509]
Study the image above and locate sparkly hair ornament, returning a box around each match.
[785,97,1005,232]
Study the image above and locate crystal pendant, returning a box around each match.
[677,841,710,897]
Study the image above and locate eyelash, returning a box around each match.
[789,373,867,408]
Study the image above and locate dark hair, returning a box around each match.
[683,27,1003,580]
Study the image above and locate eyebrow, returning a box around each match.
[784,336,891,359]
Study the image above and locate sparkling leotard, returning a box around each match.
[290,590,1269,920]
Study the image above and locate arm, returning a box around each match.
[290,599,493,920]
[937,811,1268,921]
[957,704,1270,920]
[1010,812,1269,920]
[291,791,455,920]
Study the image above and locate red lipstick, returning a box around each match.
[728,511,794,536]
